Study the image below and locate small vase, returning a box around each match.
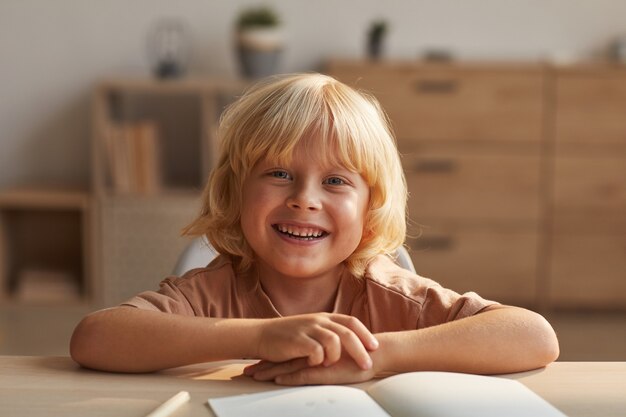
[236,28,283,78]
[368,39,383,60]
[237,47,282,78]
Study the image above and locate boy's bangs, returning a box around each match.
[237,77,379,186]
[239,87,324,170]
[258,114,374,184]
[319,125,371,179]
[324,107,380,186]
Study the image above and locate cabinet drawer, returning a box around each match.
[327,63,544,144]
[553,155,626,232]
[408,224,538,305]
[556,71,626,147]
[405,152,541,222]
[548,233,626,308]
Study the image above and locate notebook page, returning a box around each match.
[208,386,390,417]
[367,372,566,417]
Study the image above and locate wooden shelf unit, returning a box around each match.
[90,77,247,306]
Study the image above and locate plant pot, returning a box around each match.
[237,47,282,78]
[236,28,283,78]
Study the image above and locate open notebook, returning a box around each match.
[208,371,566,417]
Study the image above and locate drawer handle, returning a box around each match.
[412,159,457,173]
[414,80,458,94]
[410,236,454,251]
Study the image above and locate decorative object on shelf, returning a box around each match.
[235,6,283,78]
[147,17,191,79]
[367,19,388,60]
[422,48,454,62]
[609,35,626,64]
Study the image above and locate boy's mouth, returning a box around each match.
[272,224,329,240]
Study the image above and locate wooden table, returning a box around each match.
[0,356,624,416]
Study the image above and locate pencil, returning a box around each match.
[146,391,190,417]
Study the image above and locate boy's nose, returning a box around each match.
[286,184,322,211]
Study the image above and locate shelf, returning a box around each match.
[98,77,247,95]
[93,77,248,197]
[0,187,89,210]
[0,187,91,305]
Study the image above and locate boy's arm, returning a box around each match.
[245,305,560,385]
[70,307,378,373]
[70,307,257,372]
[377,305,559,374]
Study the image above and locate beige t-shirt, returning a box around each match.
[121,255,498,332]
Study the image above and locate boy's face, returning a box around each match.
[240,137,370,282]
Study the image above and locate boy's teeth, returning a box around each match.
[277,224,324,237]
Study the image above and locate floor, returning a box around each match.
[0,305,625,361]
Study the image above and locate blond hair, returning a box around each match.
[183,73,407,277]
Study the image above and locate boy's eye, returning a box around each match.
[324,177,346,186]
[270,170,291,180]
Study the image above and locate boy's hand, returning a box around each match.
[255,313,378,370]
[243,353,379,385]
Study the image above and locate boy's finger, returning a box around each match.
[252,358,309,381]
[327,322,373,370]
[243,360,272,375]
[310,328,341,366]
[332,315,379,351]
[341,339,373,370]
[274,369,311,385]
[305,339,325,367]
[274,365,342,386]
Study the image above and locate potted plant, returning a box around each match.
[236,6,283,78]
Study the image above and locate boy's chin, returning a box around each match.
[271,262,343,281]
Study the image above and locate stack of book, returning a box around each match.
[103,121,161,195]
[14,269,81,303]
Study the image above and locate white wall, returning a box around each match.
[1,0,626,189]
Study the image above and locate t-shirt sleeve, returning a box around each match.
[120,276,196,316]
[362,255,500,331]
[418,284,499,329]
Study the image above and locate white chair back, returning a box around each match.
[173,237,415,275]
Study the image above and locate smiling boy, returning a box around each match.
[70,73,559,384]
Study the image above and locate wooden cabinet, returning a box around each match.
[548,68,626,308]
[91,78,245,306]
[327,60,546,306]
[327,60,626,309]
